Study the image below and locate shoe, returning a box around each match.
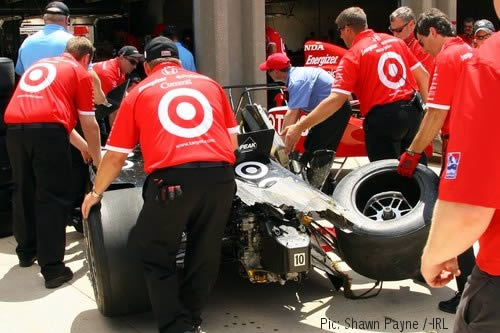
[44,267,74,289]
[19,257,37,267]
[184,325,206,333]
[438,292,462,314]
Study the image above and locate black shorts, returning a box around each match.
[454,266,500,332]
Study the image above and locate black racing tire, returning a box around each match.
[0,58,15,135]
[84,187,150,316]
[0,58,14,99]
[332,160,439,281]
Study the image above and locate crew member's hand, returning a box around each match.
[281,124,302,154]
[421,256,460,288]
[397,151,422,177]
[82,192,101,220]
[80,149,92,164]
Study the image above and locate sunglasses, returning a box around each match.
[337,24,351,34]
[389,21,409,33]
[126,57,139,66]
[475,33,491,41]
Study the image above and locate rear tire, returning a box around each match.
[332,160,438,281]
[84,187,150,316]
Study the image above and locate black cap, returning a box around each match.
[474,19,495,34]
[44,1,70,16]
[118,45,143,58]
[144,36,179,62]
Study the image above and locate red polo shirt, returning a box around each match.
[332,29,420,116]
[404,34,435,75]
[439,33,500,275]
[427,37,473,135]
[4,53,94,133]
[91,58,126,95]
[105,62,238,173]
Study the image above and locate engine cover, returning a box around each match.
[260,219,310,274]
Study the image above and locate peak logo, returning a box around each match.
[304,44,325,51]
[239,137,257,153]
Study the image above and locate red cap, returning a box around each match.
[259,53,290,71]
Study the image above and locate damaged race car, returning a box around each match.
[83,85,439,317]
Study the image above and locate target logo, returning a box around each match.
[377,52,407,90]
[235,161,269,180]
[158,88,213,138]
[19,63,57,93]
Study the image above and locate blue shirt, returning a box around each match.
[286,67,333,113]
[176,41,196,72]
[15,24,73,75]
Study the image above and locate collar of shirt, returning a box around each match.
[404,34,416,47]
[352,29,375,46]
[442,36,468,51]
[43,23,67,32]
[151,61,182,74]
[285,67,295,87]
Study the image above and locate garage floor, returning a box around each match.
[0,157,458,333]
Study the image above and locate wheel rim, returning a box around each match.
[362,191,412,221]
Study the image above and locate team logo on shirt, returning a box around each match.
[444,152,461,179]
[158,88,213,138]
[19,63,57,93]
[377,52,407,90]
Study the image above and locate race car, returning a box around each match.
[83,85,439,317]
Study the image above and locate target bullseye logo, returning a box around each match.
[235,162,269,179]
[377,52,407,90]
[19,63,57,93]
[158,88,213,138]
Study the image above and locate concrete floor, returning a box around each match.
[0,157,459,333]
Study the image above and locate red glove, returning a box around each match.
[397,151,421,178]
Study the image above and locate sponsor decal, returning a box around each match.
[235,161,268,179]
[304,43,325,51]
[377,52,407,89]
[239,137,257,153]
[19,63,57,93]
[444,152,461,179]
[157,88,213,138]
[305,55,339,66]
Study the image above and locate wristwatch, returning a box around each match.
[90,189,103,199]
[405,149,419,157]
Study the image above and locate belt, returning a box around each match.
[7,123,64,130]
[170,161,230,169]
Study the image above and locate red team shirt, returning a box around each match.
[439,33,500,275]
[426,37,473,135]
[4,53,94,133]
[91,58,126,95]
[405,34,435,75]
[332,30,421,116]
[265,26,286,56]
[106,62,238,173]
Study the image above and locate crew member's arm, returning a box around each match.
[411,65,429,104]
[421,200,494,287]
[282,92,349,153]
[281,109,301,138]
[79,115,101,168]
[81,150,128,219]
[69,129,91,163]
[90,70,108,105]
[230,133,238,149]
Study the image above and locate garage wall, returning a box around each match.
[265,0,399,53]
